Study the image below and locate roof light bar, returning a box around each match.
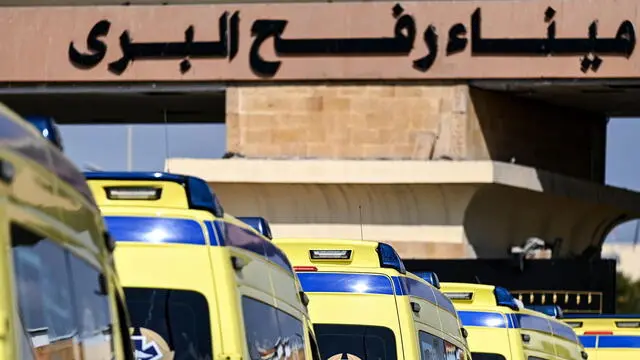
[105,187,161,200]
[309,249,352,260]
[377,243,406,274]
[444,292,474,301]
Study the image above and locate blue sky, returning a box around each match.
[60,123,226,171]
[59,118,640,243]
[603,118,640,243]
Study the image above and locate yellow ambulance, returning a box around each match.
[440,282,587,360]
[565,314,640,360]
[85,171,321,360]
[273,237,472,360]
[0,106,134,359]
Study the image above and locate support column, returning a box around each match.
[226,84,607,182]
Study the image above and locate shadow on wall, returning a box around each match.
[468,87,607,183]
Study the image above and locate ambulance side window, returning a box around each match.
[10,223,115,359]
[419,330,467,360]
[242,296,307,358]
[241,296,281,359]
[276,308,306,356]
[69,254,113,347]
[419,331,445,360]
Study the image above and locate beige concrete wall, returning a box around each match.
[226,85,606,182]
[226,85,468,160]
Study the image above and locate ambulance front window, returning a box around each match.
[124,287,212,360]
[314,324,397,360]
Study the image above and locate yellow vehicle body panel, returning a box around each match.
[88,176,319,360]
[564,316,640,360]
[441,282,585,360]
[0,103,133,360]
[273,238,471,360]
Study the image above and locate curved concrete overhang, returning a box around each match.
[166,158,640,259]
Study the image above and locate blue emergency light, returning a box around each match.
[526,304,564,319]
[377,242,406,274]
[414,271,441,289]
[24,115,64,151]
[494,286,521,311]
[84,171,224,218]
[238,216,273,239]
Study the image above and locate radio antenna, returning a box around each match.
[358,205,364,241]
[475,275,482,284]
[163,109,171,173]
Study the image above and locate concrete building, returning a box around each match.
[2,0,640,259]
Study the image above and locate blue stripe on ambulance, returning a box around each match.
[104,216,294,275]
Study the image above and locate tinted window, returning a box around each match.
[314,324,397,360]
[420,331,445,360]
[241,296,307,360]
[276,306,306,356]
[125,287,212,360]
[419,331,465,360]
[70,256,112,339]
[10,224,114,359]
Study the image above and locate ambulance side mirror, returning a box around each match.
[299,291,310,307]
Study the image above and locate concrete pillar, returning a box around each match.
[226,85,607,182]
[466,88,607,183]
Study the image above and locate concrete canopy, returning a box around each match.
[165,159,640,259]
